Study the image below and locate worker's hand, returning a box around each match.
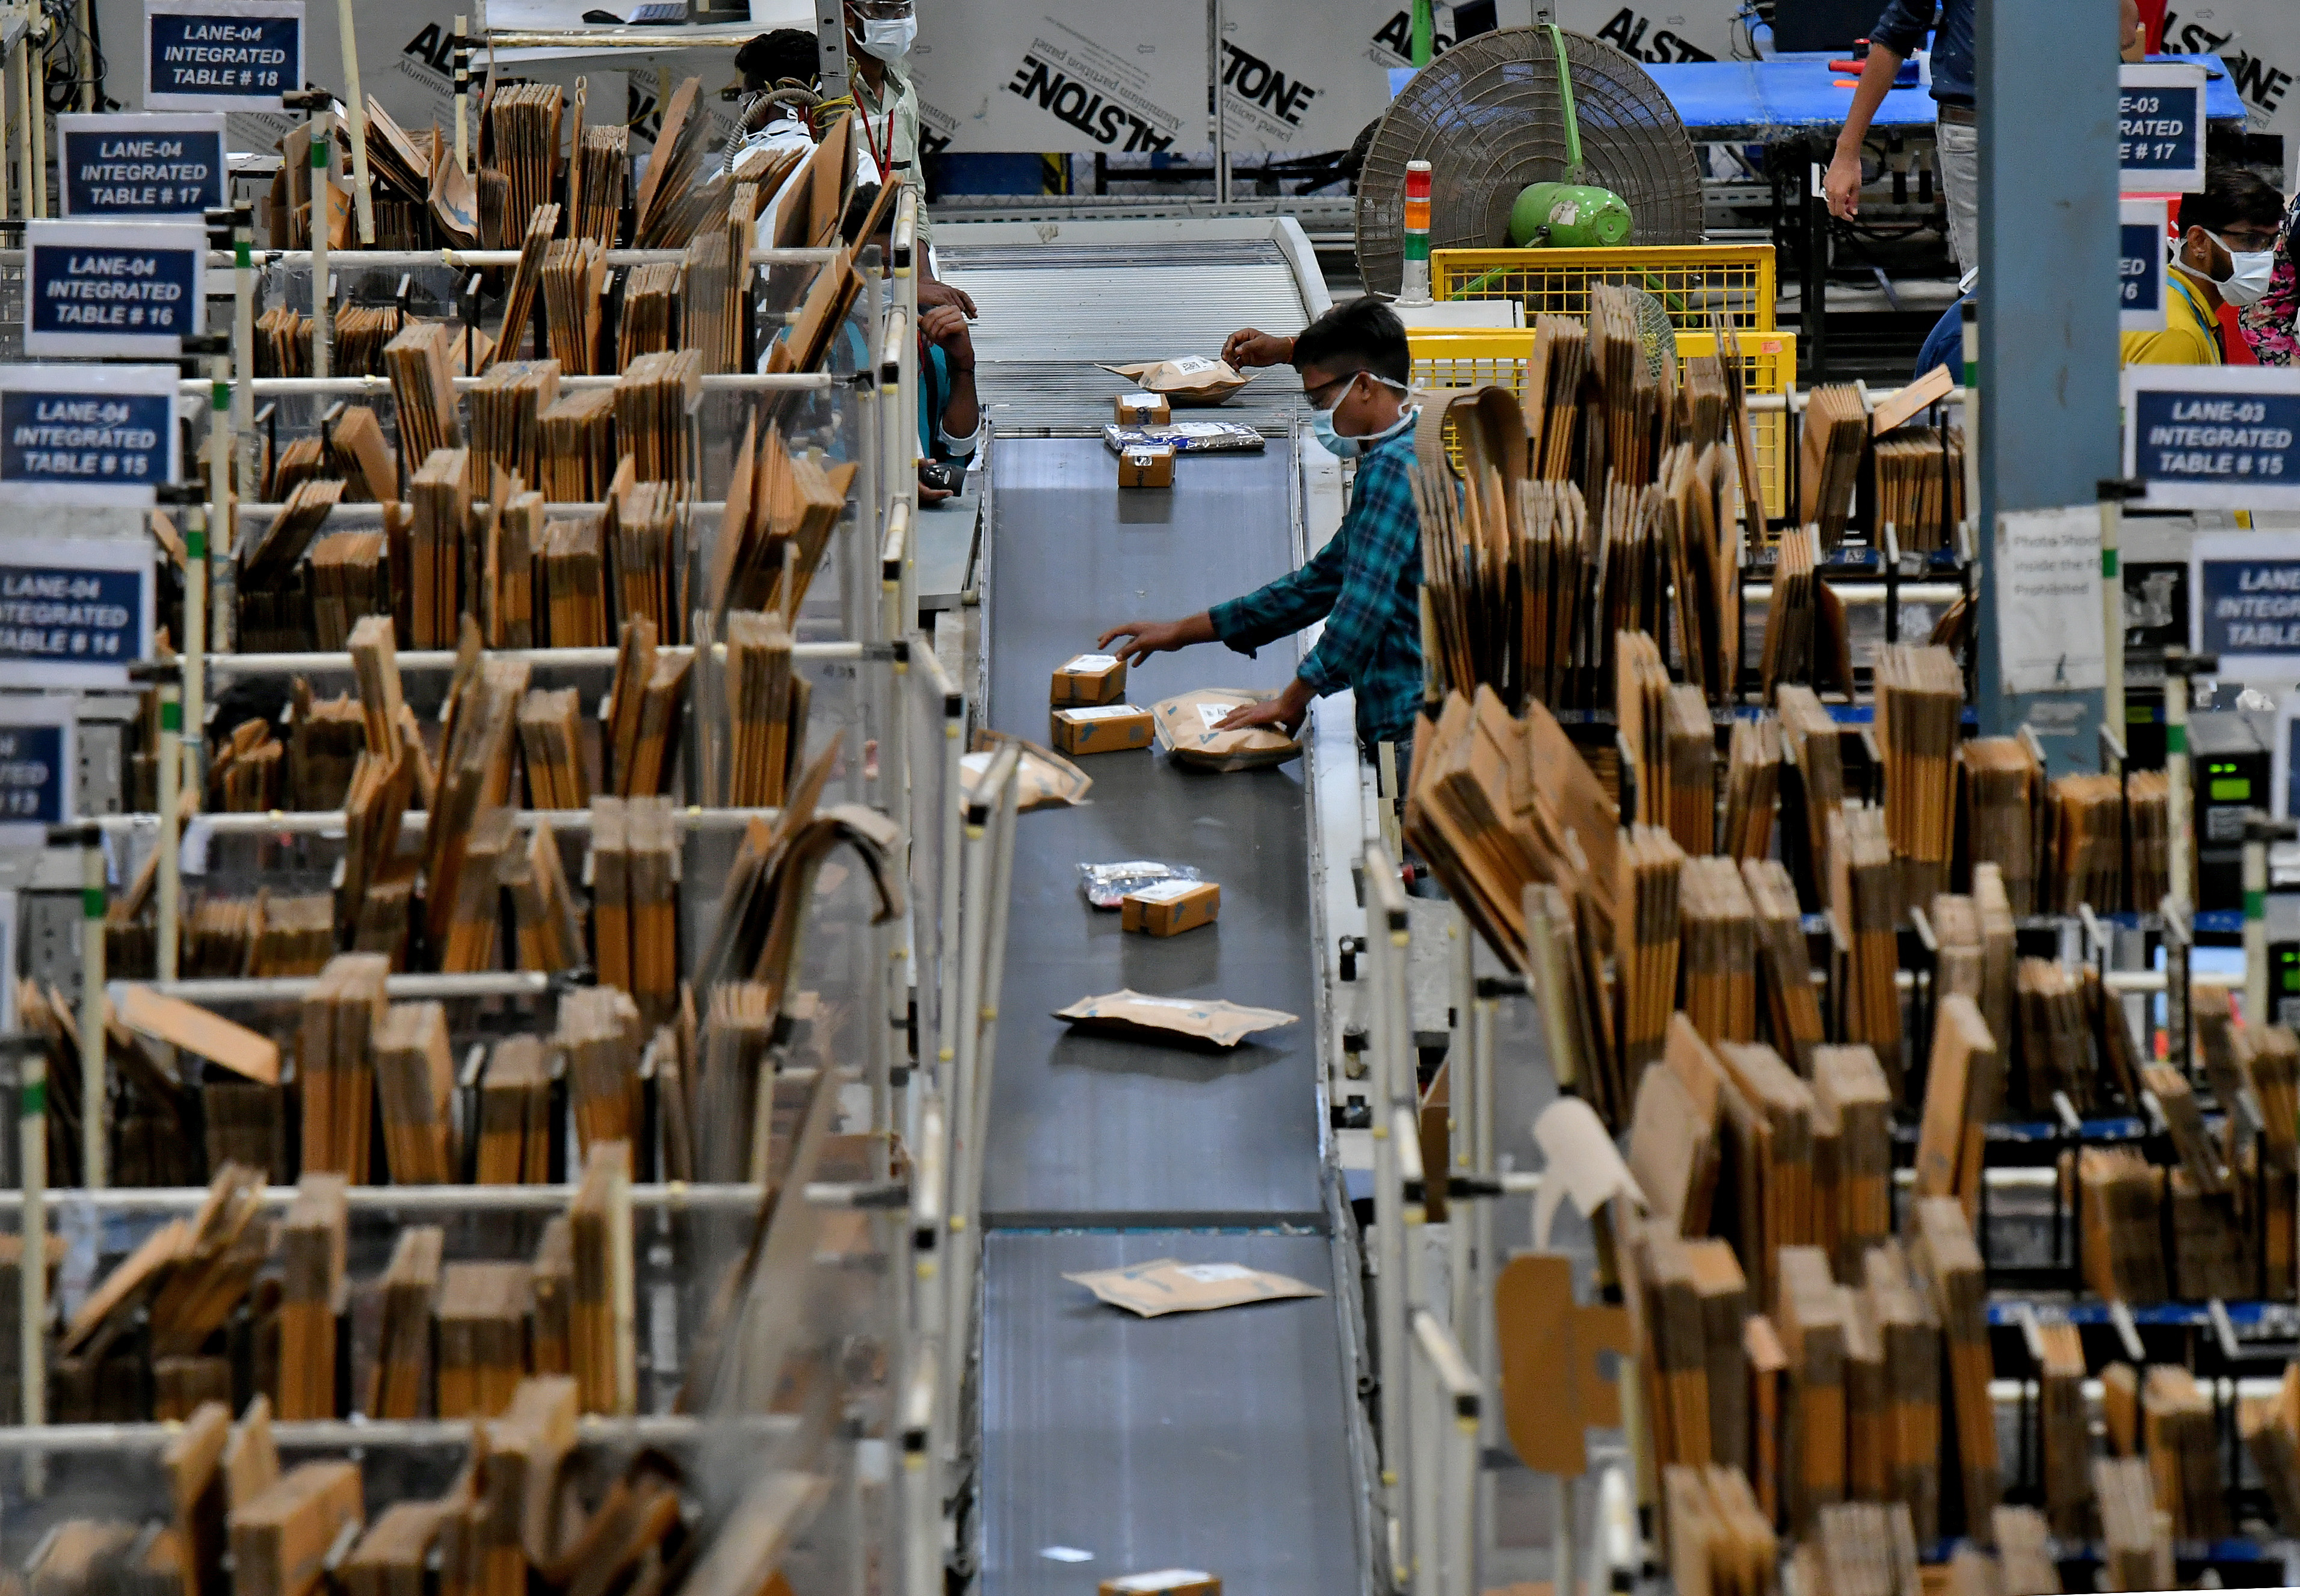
[1098,616,1203,667]
[1824,145,1864,221]
[919,277,978,318]
[1222,327,1295,369]
[921,304,975,362]
[1215,679,1312,735]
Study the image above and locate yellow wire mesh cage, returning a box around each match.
[1432,244,1778,333]
[1407,327,1797,525]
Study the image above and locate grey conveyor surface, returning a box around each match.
[977,1231,1359,1596]
[979,436,1323,1228]
[977,434,1363,1595]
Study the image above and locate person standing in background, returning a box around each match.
[836,0,975,316]
[2122,162,2284,366]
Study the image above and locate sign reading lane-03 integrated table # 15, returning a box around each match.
[2120,62,2206,193]
[58,112,225,218]
[0,366,181,505]
[23,220,205,359]
[0,536,155,688]
[2123,365,2300,510]
[144,0,301,112]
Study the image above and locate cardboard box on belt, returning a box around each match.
[1100,1572,1222,1595]
[1051,652,1127,706]
[1052,704,1154,755]
[1117,442,1175,488]
[1121,878,1219,936]
[1114,390,1173,425]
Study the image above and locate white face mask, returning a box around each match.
[856,14,916,60]
[2205,228,2277,308]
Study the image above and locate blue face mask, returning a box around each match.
[1310,376,1417,458]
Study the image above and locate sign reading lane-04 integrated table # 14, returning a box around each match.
[0,536,155,688]
[2123,365,2300,509]
[2120,62,2206,193]
[23,220,205,359]
[145,0,302,112]
[0,366,181,505]
[58,112,225,218]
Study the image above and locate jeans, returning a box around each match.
[1935,117,1979,276]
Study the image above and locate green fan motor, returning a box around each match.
[1506,24,1635,248]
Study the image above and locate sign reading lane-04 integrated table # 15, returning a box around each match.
[2120,63,2206,193]
[0,366,181,505]
[23,220,205,359]
[0,536,155,688]
[2123,365,2300,510]
[145,0,302,112]
[58,112,225,218]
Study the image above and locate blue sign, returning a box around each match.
[144,0,303,111]
[2132,386,2300,495]
[2120,220,2163,327]
[0,380,177,504]
[0,538,154,687]
[23,220,205,357]
[58,113,226,218]
[0,722,67,828]
[2120,64,2207,192]
[2194,551,2300,680]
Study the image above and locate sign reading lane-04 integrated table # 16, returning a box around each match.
[2123,365,2300,510]
[0,366,181,505]
[2120,63,2206,193]
[145,0,301,112]
[0,536,155,688]
[23,220,205,359]
[58,112,225,218]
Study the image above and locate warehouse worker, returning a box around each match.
[2123,162,2283,366]
[1827,0,2141,274]
[836,0,975,316]
[1099,297,1424,773]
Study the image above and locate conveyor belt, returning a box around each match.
[978,437,1322,1228]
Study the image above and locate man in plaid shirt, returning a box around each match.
[1100,298,1424,767]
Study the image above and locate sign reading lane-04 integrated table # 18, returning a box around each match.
[0,698,75,848]
[23,220,205,359]
[0,536,155,688]
[2121,196,2168,333]
[2120,63,2206,193]
[144,0,301,112]
[58,112,225,218]
[0,366,181,505]
[2123,365,2300,510]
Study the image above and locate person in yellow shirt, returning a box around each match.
[2123,162,2283,365]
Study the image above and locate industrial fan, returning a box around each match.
[1355,25,1704,298]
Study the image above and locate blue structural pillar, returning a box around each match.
[1976,0,2123,774]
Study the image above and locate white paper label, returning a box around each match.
[1995,505,2108,695]
[1060,653,1118,673]
[1167,356,1216,375]
[1127,879,1201,903]
[1170,421,1232,437]
[1110,1576,1215,1595]
[1121,392,1158,407]
[1174,1263,1256,1283]
[1064,704,1142,723]
[1196,703,1239,730]
[960,752,992,775]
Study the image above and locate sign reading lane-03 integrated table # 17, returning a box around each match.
[0,536,155,688]
[23,220,205,359]
[2120,62,2206,193]
[2123,365,2300,510]
[144,0,302,112]
[0,366,181,505]
[58,112,225,218]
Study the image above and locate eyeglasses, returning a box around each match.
[849,0,913,18]
[2221,226,2279,252]
[1303,370,1364,408]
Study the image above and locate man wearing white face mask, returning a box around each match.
[1099,299,1425,766]
[2124,161,2284,366]
[839,0,975,315]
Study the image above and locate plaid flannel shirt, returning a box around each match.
[1208,422,1423,748]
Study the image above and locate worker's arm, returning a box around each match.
[1223,328,1296,368]
[1278,447,1417,701]
[922,306,979,442]
[1099,531,1351,669]
[1825,0,1932,220]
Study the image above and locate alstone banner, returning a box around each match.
[908,2,1204,157]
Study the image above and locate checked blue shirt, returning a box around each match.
[1207,421,1423,750]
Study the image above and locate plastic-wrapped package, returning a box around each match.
[1101,419,1268,454]
[1078,860,1202,910]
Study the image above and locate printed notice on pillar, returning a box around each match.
[2121,197,2168,333]
[58,112,227,217]
[0,365,182,506]
[2124,365,2300,509]
[2191,532,2300,682]
[22,220,206,359]
[145,0,303,112]
[1994,505,2108,697]
[2120,62,2206,192]
[0,698,75,849]
[0,536,154,688]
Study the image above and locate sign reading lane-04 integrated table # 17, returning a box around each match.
[2120,63,2206,193]
[2123,365,2300,509]
[145,0,302,112]
[58,112,225,218]
[0,536,155,688]
[0,366,181,505]
[23,220,205,359]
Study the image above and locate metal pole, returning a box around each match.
[892,189,920,626]
[156,685,181,982]
[233,209,257,505]
[310,110,331,380]
[901,1351,939,1596]
[1366,840,1412,1588]
[939,751,1005,1460]
[78,838,105,1191]
[179,502,208,793]
[25,16,43,218]
[16,1035,45,1493]
[2165,648,2211,1071]
[13,31,32,223]
[74,0,91,111]
[1399,1105,1432,1592]
[2246,816,2271,1029]
[2098,478,2139,753]
[454,17,470,175]
[338,0,373,242]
